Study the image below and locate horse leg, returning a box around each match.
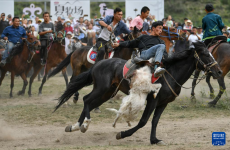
[116,93,157,140]
[208,77,226,106]
[18,73,28,96]
[61,68,68,89]
[9,72,15,98]
[72,64,83,104]
[28,66,42,97]
[190,70,200,101]
[150,104,168,145]
[38,65,51,95]
[0,70,7,86]
[206,74,215,98]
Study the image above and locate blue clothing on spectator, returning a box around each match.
[202,12,224,40]
[97,15,131,36]
[142,22,149,31]
[1,25,27,44]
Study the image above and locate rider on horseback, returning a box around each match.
[202,3,224,46]
[112,21,167,77]
[0,16,27,66]
[38,12,54,65]
[95,7,130,62]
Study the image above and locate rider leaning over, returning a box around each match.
[38,12,55,65]
[0,16,27,66]
[202,3,224,46]
[113,21,167,77]
[95,7,130,62]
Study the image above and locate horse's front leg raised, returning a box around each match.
[116,93,157,140]
[150,103,168,145]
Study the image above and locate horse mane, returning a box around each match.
[163,41,206,66]
[9,42,24,57]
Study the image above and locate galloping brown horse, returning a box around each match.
[26,28,68,96]
[49,27,185,101]
[0,32,41,97]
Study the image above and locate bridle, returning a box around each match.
[160,27,182,40]
[25,38,41,51]
[55,30,66,44]
[162,49,218,97]
[194,50,218,74]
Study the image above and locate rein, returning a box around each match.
[160,27,181,40]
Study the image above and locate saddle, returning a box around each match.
[208,36,227,53]
[123,57,160,84]
[87,47,114,64]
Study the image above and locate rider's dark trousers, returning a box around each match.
[40,39,48,60]
[95,38,108,63]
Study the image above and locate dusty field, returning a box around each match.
[0,74,230,150]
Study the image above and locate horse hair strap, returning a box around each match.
[162,74,178,97]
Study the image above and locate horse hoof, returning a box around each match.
[17,91,24,96]
[80,125,87,133]
[94,108,101,113]
[208,100,217,107]
[73,97,78,104]
[157,141,168,146]
[116,132,122,140]
[38,93,42,96]
[65,125,72,132]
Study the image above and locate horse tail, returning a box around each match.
[48,52,73,79]
[54,67,93,112]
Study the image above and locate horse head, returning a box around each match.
[56,29,65,44]
[193,41,222,79]
[25,31,41,52]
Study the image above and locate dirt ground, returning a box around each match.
[0,74,230,150]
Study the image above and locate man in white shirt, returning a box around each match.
[32,17,39,31]
[186,26,201,48]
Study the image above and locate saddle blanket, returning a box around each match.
[87,47,114,64]
[123,59,160,84]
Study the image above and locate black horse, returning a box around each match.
[54,41,222,145]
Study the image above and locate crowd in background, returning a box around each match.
[1,11,230,56]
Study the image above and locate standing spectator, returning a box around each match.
[64,19,73,33]
[150,15,157,22]
[38,19,42,25]
[7,14,13,25]
[162,18,166,26]
[31,25,38,38]
[197,26,203,40]
[86,23,96,46]
[23,19,28,28]
[175,22,182,30]
[65,31,74,55]
[183,20,193,30]
[0,13,10,37]
[126,16,132,28]
[57,16,62,22]
[61,17,65,24]
[186,26,201,48]
[84,19,89,29]
[130,6,150,31]
[32,17,39,31]
[27,20,32,28]
[166,15,173,27]
[182,18,188,29]
[90,19,94,25]
[74,17,86,37]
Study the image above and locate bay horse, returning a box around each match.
[191,42,230,106]
[0,32,41,97]
[48,26,186,102]
[54,41,222,145]
[27,28,68,96]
